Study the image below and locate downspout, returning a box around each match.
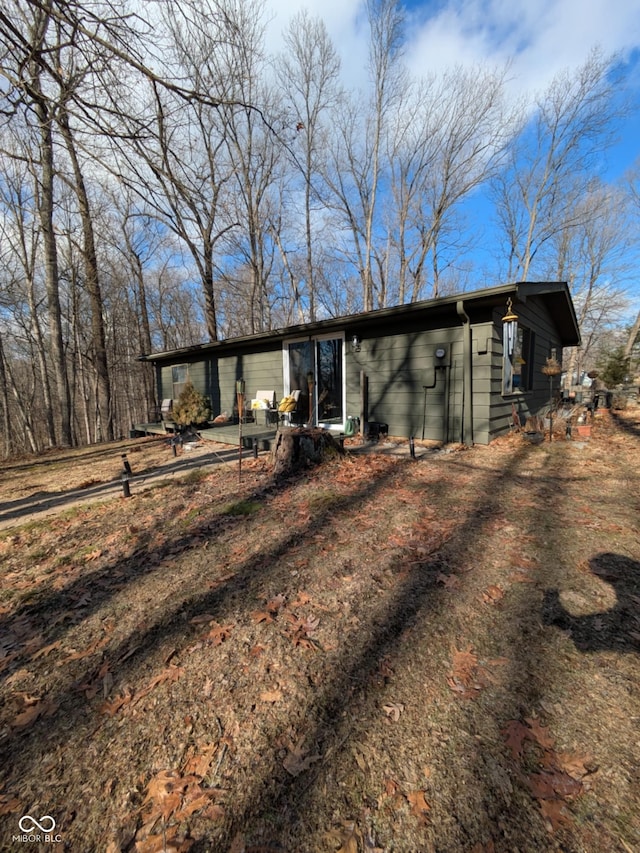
[456,300,473,446]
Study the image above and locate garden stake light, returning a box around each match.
[121,468,131,498]
[237,378,245,483]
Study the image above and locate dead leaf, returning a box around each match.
[528,771,582,801]
[100,693,131,716]
[290,591,311,607]
[334,820,361,853]
[481,585,504,604]
[282,737,322,776]
[265,593,286,613]
[260,690,283,703]
[406,789,430,824]
[59,635,110,663]
[437,572,461,590]
[377,778,404,810]
[12,699,57,729]
[502,720,531,761]
[284,613,322,650]
[509,570,535,583]
[249,645,266,658]
[84,548,102,561]
[539,798,573,832]
[189,613,217,624]
[250,610,274,624]
[31,640,62,659]
[382,703,404,722]
[525,717,554,750]
[553,752,594,780]
[183,743,218,779]
[203,623,233,645]
[447,644,486,697]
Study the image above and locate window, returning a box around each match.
[503,326,534,394]
[172,364,189,400]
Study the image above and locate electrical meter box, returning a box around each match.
[434,345,449,366]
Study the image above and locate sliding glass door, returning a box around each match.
[284,335,344,428]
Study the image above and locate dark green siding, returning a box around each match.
[484,299,563,441]
[158,346,283,418]
[347,328,464,442]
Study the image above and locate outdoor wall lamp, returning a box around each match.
[351,334,361,353]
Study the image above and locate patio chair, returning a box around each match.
[160,399,176,432]
[278,389,302,426]
[251,390,278,426]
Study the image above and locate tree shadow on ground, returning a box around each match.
[208,444,552,850]
[542,553,640,653]
[0,444,239,528]
[0,441,578,851]
[610,409,640,439]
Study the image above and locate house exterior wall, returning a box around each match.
[346,321,465,443]
[482,297,564,441]
[149,285,577,446]
[158,343,283,418]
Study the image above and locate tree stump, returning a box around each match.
[271,427,344,478]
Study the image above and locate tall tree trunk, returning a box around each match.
[2,347,38,454]
[0,335,13,458]
[58,108,113,441]
[26,271,57,447]
[34,94,72,446]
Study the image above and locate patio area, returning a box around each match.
[133,419,279,451]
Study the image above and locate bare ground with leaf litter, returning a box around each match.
[0,409,639,853]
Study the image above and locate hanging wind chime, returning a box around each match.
[502,298,519,394]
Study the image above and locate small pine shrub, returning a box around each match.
[172,382,212,427]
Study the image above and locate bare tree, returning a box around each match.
[277,10,341,321]
[385,65,517,301]
[0,137,58,447]
[547,183,632,385]
[0,2,74,444]
[493,48,620,281]
[622,164,640,363]
[321,0,405,311]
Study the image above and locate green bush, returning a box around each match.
[599,347,630,389]
[172,382,212,427]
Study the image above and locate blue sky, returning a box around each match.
[265,0,640,180]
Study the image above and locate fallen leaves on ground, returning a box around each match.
[502,716,596,833]
[0,411,639,851]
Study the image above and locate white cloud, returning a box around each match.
[263,0,368,87]
[402,0,640,95]
[264,0,640,97]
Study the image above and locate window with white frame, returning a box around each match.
[172,364,189,400]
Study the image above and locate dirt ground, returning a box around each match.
[0,408,638,853]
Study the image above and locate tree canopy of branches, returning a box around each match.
[0,1,637,457]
